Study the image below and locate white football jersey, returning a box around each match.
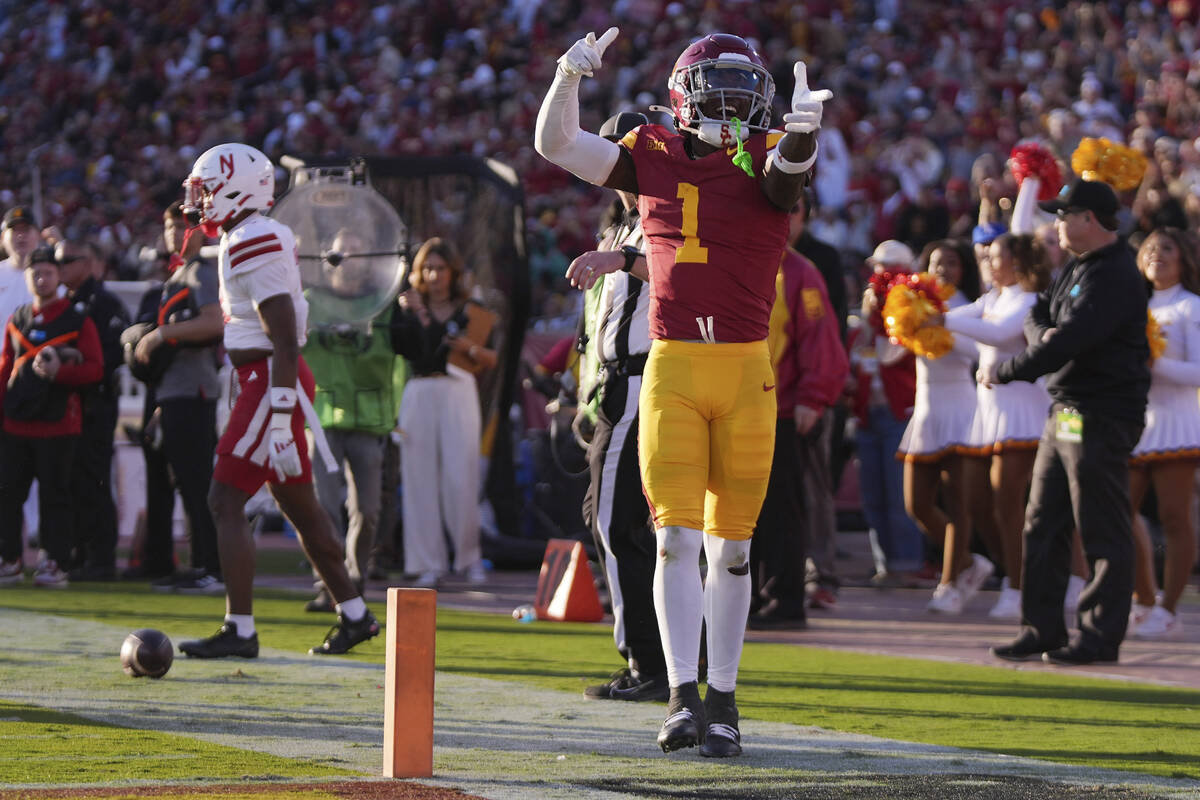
[218,213,309,351]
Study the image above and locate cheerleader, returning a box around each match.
[900,240,994,614]
[1129,228,1200,639]
[852,241,925,584]
[938,234,1052,619]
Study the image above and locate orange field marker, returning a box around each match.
[534,539,605,622]
[383,587,436,778]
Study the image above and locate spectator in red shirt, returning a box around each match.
[750,228,849,628]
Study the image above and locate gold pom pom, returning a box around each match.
[1147,313,1167,362]
[881,276,954,360]
[1071,137,1147,192]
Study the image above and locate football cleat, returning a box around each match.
[310,610,380,655]
[657,681,705,752]
[179,623,259,659]
[584,668,669,702]
[698,687,742,758]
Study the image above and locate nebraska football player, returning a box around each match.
[176,143,379,659]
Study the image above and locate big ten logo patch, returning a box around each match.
[802,287,825,320]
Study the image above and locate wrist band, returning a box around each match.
[620,245,640,273]
[769,141,818,174]
[269,386,297,411]
[269,411,292,430]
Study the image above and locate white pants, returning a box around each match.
[399,365,482,574]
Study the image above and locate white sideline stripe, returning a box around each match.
[0,610,1191,799]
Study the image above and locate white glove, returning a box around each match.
[557,27,618,78]
[267,386,302,481]
[268,412,302,481]
[783,62,833,134]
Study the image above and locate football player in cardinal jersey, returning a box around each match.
[536,31,831,757]
[175,143,380,659]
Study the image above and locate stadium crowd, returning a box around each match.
[0,1,1196,290]
[0,0,1197,656]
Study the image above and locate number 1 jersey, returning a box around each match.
[618,124,790,343]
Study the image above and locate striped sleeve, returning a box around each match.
[228,233,284,270]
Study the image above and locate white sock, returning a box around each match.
[653,526,704,688]
[1066,574,1086,598]
[336,596,367,621]
[702,533,752,693]
[225,614,255,638]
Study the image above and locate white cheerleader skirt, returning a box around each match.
[1131,385,1200,463]
[959,380,1050,457]
[898,378,977,462]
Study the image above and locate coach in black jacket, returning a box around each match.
[985,179,1150,666]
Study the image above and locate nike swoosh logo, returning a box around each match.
[762,382,775,392]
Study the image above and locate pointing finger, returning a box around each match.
[596,27,619,54]
[793,62,809,94]
[808,89,834,103]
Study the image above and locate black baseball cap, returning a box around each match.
[1038,178,1120,227]
[599,111,648,141]
[2,205,38,231]
[27,246,57,267]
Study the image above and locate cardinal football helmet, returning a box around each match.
[183,143,274,234]
[667,34,775,146]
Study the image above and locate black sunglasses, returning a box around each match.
[57,254,86,264]
[1055,207,1087,220]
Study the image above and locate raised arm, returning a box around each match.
[761,63,830,211]
[534,28,636,193]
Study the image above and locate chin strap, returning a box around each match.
[730,117,754,177]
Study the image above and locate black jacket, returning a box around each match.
[70,276,130,399]
[996,238,1150,423]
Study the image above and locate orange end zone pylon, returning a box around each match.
[383,587,436,778]
[534,539,605,622]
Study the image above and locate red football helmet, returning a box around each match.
[667,34,775,145]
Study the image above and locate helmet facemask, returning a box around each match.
[670,58,774,147]
[182,176,229,237]
[183,143,275,237]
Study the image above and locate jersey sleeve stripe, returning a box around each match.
[229,233,278,255]
[230,244,284,268]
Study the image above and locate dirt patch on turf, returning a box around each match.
[0,781,486,800]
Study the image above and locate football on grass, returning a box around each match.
[120,629,173,678]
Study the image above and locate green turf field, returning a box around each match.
[0,581,1197,790]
